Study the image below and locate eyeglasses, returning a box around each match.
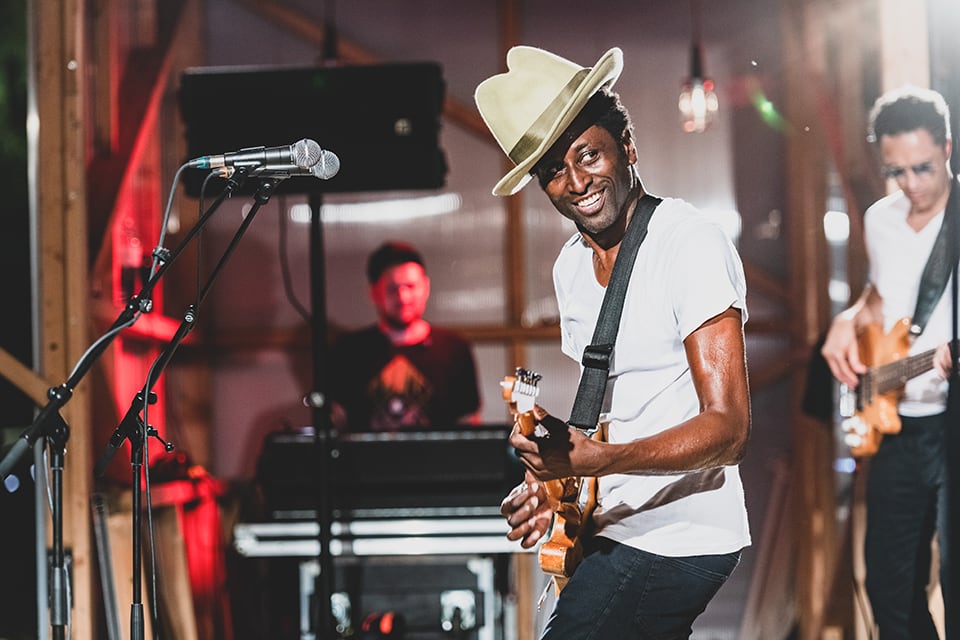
[881,161,935,180]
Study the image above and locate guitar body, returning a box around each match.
[501,369,602,591]
[857,319,911,433]
[842,318,913,457]
[534,456,599,591]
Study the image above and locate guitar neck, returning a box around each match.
[870,346,940,394]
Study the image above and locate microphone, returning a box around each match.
[247,152,340,180]
[307,148,341,179]
[187,138,328,172]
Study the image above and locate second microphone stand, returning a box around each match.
[94,171,282,640]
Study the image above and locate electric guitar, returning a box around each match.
[841,318,949,457]
[501,368,601,592]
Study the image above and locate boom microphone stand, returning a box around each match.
[0,165,250,639]
[94,172,284,640]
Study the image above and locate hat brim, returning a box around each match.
[492,47,623,197]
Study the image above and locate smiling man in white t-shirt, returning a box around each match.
[476,46,752,640]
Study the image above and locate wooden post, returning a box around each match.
[781,0,837,638]
[32,0,94,637]
[878,0,930,92]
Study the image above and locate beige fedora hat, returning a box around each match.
[475,46,623,196]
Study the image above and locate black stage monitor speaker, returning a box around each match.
[179,62,447,196]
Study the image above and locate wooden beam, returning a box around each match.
[831,0,884,299]
[86,0,188,267]
[497,0,529,382]
[207,323,562,352]
[33,0,94,636]
[748,346,812,390]
[780,1,838,638]
[878,0,930,91]
[0,347,50,406]
[743,261,790,304]
[90,0,118,154]
[233,0,494,145]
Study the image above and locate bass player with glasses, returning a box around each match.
[821,85,958,640]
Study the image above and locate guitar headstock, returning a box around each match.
[501,367,541,417]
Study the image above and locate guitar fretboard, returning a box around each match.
[864,346,941,397]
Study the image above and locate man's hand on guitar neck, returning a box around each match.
[935,341,955,379]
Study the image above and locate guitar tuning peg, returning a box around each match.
[514,367,541,384]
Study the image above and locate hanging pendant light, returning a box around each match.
[679,0,718,133]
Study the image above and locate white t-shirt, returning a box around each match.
[553,197,751,557]
[864,190,951,416]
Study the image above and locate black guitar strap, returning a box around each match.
[910,177,960,337]
[568,194,661,430]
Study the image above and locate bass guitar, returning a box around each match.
[501,367,601,592]
[841,317,947,457]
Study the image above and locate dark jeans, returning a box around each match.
[865,413,949,639]
[540,537,741,640]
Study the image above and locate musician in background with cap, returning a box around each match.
[475,46,751,639]
[328,241,481,432]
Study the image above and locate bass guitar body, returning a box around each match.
[841,318,921,457]
[501,368,601,592]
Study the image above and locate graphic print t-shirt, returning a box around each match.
[329,326,480,431]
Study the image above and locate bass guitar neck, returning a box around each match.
[501,368,601,593]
